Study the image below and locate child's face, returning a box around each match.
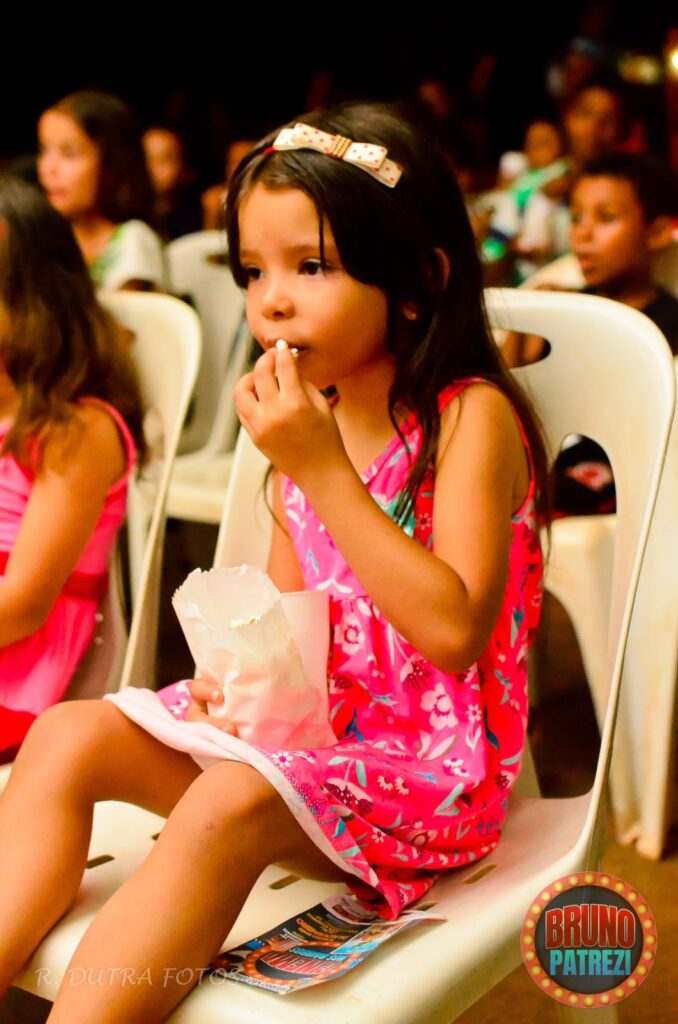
[38,111,100,222]
[238,183,390,390]
[570,176,651,288]
[564,87,622,163]
[143,129,183,196]
[524,122,561,169]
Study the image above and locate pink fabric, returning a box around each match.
[110,379,542,918]
[0,399,136,716]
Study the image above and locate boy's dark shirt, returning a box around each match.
[641,288,678,355]
[553,287,678,515]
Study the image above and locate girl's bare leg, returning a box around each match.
[46,759,348,1024]
[0,700,202,995]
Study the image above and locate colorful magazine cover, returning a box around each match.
[209,892,445,994]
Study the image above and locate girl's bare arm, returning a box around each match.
[235,350,528,674]
[0,406,126,646]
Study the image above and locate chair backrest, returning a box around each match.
[213,429,272,571]
[67,292,201,697]
[216,289,674,870]
[166,230,247,455]
[608,355,678,834]
[486,287,674,856]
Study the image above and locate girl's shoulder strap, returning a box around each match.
[77,397,137,477]
[438,376,530,443]
[437,376,491,414]
[397,377,488,436]
[437,377,536,509]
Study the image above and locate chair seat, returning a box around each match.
[16,791,591,1021]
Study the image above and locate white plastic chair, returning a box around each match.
[11,289,674,1022]
[66,291,201,696]
[519,246,678,858]
[166,230,250,524]
[545,357,678,859]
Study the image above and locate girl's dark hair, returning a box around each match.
[0,176,146,464]
[579,153,678,223]
[49,91,154,224]
[226,102,550,524]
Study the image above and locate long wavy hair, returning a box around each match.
[226,102,550,525]
[0,176,146,465]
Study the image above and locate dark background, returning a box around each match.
[3,3,676,186]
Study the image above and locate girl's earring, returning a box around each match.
[402,304,419,322]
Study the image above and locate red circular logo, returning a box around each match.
[521,872,657,1008]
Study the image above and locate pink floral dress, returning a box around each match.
[0,399,136,755]
[108,379,543,919]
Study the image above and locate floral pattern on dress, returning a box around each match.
[158,379,543,919]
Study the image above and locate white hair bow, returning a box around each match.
[271,122,403,188]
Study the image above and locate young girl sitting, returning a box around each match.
[38,91,168,292]
[0,104,548,1022]
[0,177,146,759]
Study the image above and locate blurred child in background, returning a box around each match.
[38,91,168,291]
[143,127,202,242]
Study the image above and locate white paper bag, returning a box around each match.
[172,566,336,749]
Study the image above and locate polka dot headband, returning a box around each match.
[270,122,403,188]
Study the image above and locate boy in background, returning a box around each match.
[504,153,678,514]
[570,154,678,348]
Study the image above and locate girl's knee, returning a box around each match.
[23,699,117,748]
[174,765,333,872]
[171,763,281,848]
[193,762,277,819]
[13,700,123,789]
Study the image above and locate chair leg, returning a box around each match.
[543,514,614,697]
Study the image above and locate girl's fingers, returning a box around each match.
[202,714,236,732]
[189,677,223,704]
[185,686,237,734]
[252,349,281,403]
[275,347,327,410]
[186,704,237,733]
[233,372,262,424]
[188,680,236,732]
[184,701,205,723]
[233,371,255,405]
[273,345,303,395]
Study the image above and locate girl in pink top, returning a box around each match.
[0,104,548,1021]
[0,177,145,758]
